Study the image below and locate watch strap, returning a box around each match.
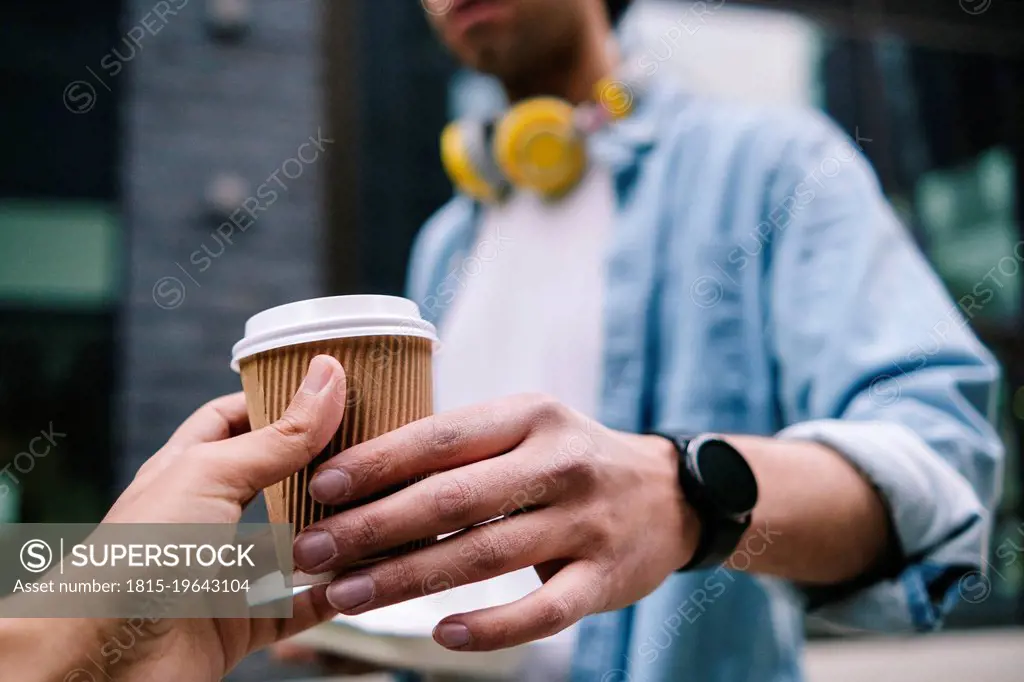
[655,434,753,572]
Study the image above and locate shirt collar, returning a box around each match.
[589,76,678,171]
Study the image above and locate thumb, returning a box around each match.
[212,355,346,500]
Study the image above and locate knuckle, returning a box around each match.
[348,448,393,490]
[376,559,416,596]
[196,395,229,420]
[347,512,385,551]
[430,476,479,524]
[553,452,599,497]
[527,394,568,425]
[569,507,598,544]
[467,531,511,574]
[563,451,598,482]
[570,512,608,551]
[192,399,218,423]
[270,408,316,453]
[428,416,464,451]
[538,596,573,633]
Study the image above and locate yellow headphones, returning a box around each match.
[441,76,639,203]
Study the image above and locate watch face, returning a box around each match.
[692,438,758,516]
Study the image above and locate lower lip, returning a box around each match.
[449,0,508,33]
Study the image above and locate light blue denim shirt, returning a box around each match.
[405,80,1004,682]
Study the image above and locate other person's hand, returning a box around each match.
[293,394,699,652]
[2,356,347,682]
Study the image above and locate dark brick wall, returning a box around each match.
[117,0,325,482]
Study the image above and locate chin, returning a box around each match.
[456,41,516,78]
[469,48,512,77]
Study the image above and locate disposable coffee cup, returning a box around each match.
[231,295,438,584]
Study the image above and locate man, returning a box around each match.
[286,0,1003,680]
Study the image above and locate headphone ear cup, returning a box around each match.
[493,98,587,199]
[440,120,506,203]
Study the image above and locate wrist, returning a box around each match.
[640,434,703,569]
[649,433,758,572]
[676,492,703,570]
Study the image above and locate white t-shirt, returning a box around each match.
[434,167,613,415]
[432,167,615,681]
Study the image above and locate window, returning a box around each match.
[0,0,123,523]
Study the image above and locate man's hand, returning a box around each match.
[1,356,348,682]
[293,394,700,652]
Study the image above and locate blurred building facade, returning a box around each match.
[118,0,325,481]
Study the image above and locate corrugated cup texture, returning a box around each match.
[240,335,434,564]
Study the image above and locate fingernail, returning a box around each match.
[433,622,471,649]
[309,469,352,503]
[326,574,375,612]
[293,531,337,570]
[301,356,333,395]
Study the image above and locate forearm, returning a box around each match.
[0,616,174,682]
[722,434,892,585]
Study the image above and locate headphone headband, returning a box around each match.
[440,64,646,203]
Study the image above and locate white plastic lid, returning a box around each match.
[230,295,437,372]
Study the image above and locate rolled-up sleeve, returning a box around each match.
[766,111,1004,632]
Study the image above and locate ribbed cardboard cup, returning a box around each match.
[231,296,438,583]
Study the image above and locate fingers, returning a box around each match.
[165,393,251,450]
[433,560,606,651]
[199,356,346,501]
[294,451,558,573]
[278,584,338,640]
[118,393,253,502]
[308,393,562,506]
[322,510,569,615]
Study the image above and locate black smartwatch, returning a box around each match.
[654,433,759,572]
